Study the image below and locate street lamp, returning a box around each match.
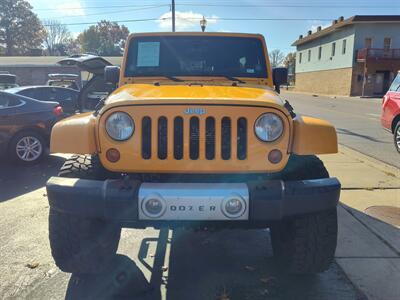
[200,16,207,32]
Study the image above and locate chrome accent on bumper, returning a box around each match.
[138,183,249,221]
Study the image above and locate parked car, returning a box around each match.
[0,91,63,164]
[57,55,116,111]
[5,86,79,115]
[47,73,81,90]
[0,72,19,90]
[381,71,400,152]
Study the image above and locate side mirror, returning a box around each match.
[272,67,288,93]
[104,66,120,84]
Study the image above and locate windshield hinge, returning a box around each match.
[284,100,296,118]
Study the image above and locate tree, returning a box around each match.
[284,52,296,68]
[269,49,285,68]
[0,0,45,55]
[77,20,129,56]
[43,19,72,56]
[284,52,296,85]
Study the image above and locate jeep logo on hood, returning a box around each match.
[184,108,206,115]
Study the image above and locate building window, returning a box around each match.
[318,46,322,60]
[342,39,347,54]
[299,52,302,63]
[384,37,391,50]
[308,49,311,62]
[365,38,372,49]
[331,42,336,57]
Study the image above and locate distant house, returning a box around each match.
[292,15,400,96]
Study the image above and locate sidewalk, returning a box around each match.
[321,145,400,300]
[283,89,382,102]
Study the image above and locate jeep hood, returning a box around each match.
[103,84,286,112]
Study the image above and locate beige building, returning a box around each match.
[0,56,122,86]
[292,15,400,96]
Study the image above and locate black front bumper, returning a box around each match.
[46,177,340,226]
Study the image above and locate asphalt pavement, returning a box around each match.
[281,91,399,168]
[0,157,362,300]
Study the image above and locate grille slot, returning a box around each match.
[189,117,200,160]
[221,117,231,160]
[237,117,247,160]
[158,117,168,159]
[174,117,184,160]
[205,117,215,160]
[141,117,152,159]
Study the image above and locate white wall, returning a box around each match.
[295,26,355,73]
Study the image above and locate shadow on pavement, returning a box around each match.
[65,228,359,300]
[336,128,387,144]
[65,255,155,300]
[0,154,65,202]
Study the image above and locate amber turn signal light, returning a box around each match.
[268,149,282,164]
[106,148,120,163]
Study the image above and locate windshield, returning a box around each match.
[125,35,268,79]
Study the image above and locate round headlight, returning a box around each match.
[254,113,284,142]
[106,112,134,141]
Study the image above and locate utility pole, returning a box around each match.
[172,0,176,32]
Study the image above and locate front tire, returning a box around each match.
[49,155,121,274]
[9,131,45,164]
[270,155,338,274]
[394,121,400,153]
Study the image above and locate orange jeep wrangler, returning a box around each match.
[46,32,340,274]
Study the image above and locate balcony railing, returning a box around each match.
[357,48,400,61]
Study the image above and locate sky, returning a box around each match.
[28,0,400,54]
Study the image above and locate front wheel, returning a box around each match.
[9,131,45,164]
[49,154,121,274]
[49,209,121,274]
[271,209,338,274]
[394,121,400,153]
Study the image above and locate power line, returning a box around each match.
[43,17,335,27]
[32,2,400,11]
[178,2,400,8]
[57,5,169,19]
[34,4,169,11]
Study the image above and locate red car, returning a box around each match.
[381,71,400,153]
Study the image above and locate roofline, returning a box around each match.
[128,32,264,39]
[292,15,400,47]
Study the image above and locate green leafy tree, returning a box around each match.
[0,0,45,55]
[78,20,129,56]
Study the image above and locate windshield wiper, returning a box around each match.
[163,76,184,82]
[223,76,245,84]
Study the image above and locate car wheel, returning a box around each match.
[49,155,121,274]
[9,131,45,164]
[394,122,400,153]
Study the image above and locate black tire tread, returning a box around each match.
[270,154,337,274]
[49,209,121,274]
[49,154,121,274]
[393,121,400,153]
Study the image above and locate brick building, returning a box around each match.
[292,15,400,96]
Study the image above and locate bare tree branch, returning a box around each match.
[43,19,71,55]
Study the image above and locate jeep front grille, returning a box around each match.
[140,115,247,161]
